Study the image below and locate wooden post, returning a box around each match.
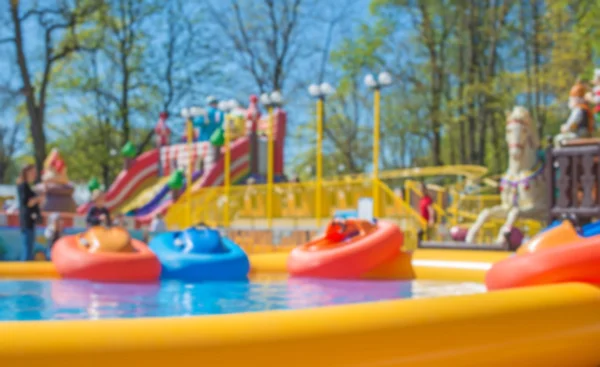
[544,136,554,225]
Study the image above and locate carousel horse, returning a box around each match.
[465,106,548,245]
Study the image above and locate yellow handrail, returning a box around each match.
[165,162,530,250]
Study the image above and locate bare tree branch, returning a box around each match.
[207,0,305,93]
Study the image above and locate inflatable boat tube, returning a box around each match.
[518,220,580,254]
[487,235,600,290]
[149,227,250,281]
[287,219,403,279]
[51,226,161,282]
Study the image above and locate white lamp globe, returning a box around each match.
[378,71,392,86]
[320,82,335,96]
[364,74,377,88]
[270,91,283,105]
[189,107,203,117]
[218,101,228,111]
[308,84,320,97]
[260,93,271,106]
[228,99,240,110]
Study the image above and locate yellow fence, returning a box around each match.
[164,165,546,250]
[165,177,427,250]
[166,165,493,228]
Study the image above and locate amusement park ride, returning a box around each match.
[420,107,600,251]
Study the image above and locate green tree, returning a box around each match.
[2,0,103,176]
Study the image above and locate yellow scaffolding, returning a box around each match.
[164,164,538,250]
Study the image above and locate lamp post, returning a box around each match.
[308,82,335,227]
[364,72,392,217]
[260,91,284,228]
[219,99,238,227]
[180,107,198,228]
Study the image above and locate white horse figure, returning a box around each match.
[465,106,548,245]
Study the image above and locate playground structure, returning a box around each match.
[75,96,286,225]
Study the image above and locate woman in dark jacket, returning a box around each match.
[17,164,44,261]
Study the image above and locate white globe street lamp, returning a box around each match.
[307,81,336,227]
[364,72,393,90]
[260,90,284,228]
[364,71,392,218]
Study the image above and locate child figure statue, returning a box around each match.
[554,80,594,147]
[586,69,600,121]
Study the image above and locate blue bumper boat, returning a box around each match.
[149,226,250,281]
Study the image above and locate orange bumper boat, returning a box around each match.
[52,226,161,282]
[287,219,403,279]
[486,220,600,290]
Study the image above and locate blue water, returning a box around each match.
[0,279,484,321]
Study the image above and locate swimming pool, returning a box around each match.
[0,279,485,321]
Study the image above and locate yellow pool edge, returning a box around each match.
[2,250,600,366]
[0,249,509,282]
[246,249,510,282]
[2,282,600,366]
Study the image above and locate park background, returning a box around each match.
[1,0,600,189]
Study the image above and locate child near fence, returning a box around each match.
[44,213,62,260]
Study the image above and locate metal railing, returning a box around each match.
[163,164,544,250]
[165,176,428,249]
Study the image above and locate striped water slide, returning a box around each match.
[135,138,251,225]
[76,149,160,215]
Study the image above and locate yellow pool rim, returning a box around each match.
[2,250,600,366]
[247,249,511,282]
[0,249,508,282]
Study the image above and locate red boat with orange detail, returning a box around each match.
[486,219,600,290]
[287,219,404,279]
[52,226,161,283]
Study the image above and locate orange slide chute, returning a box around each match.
[77,149,160,214]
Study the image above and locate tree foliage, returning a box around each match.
[326,0,600,173]
[3,0,600,186]
[2,0,103,176]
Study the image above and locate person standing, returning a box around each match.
[149,212,167,233]
[17,164,44,261]
[154,112,171,176]
[44,212,62,260]
[419,182,436,239]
